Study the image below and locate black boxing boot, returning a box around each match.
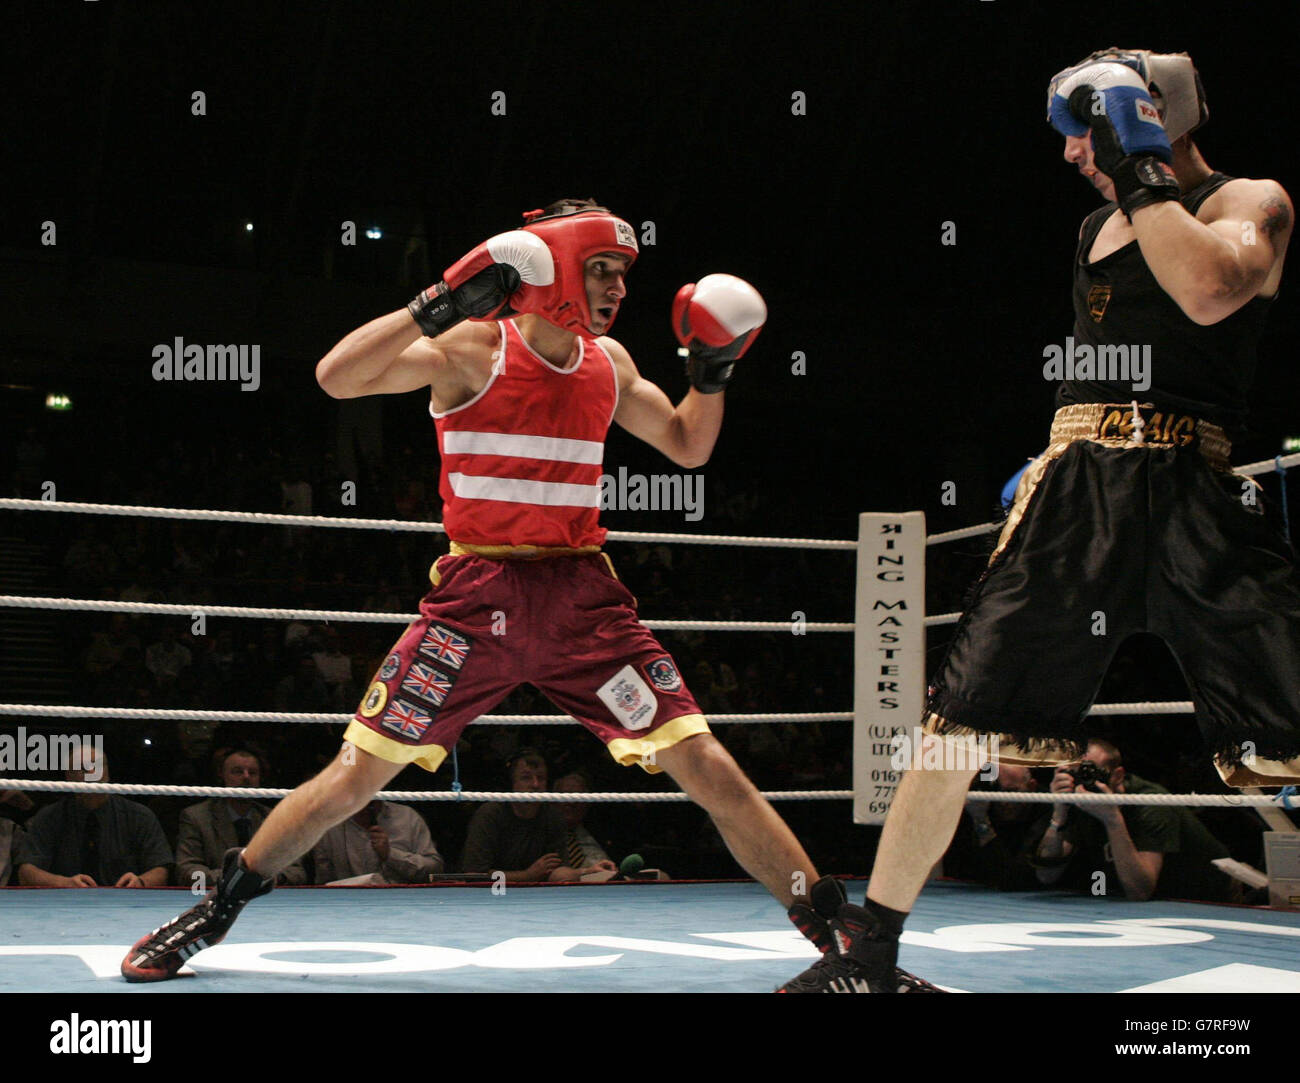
[785,874,847,955]
[121,847,272,982]
[779,879,944,993]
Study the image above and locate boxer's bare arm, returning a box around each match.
[1133,178,1292,325]
[603,338,723,469]
[316,313,493,401]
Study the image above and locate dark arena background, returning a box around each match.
[1,0,1298,1060]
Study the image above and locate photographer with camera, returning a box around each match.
[1033,740,1231,901]
[950,765,1054,892]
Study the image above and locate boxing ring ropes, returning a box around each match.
[1,448,1298,821]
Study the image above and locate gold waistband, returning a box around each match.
[1048,403,1231,470]
[448,540,602,561]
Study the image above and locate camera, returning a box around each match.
[1064,760,1111,792]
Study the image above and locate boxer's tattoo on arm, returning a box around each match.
[1260,195,1291,241]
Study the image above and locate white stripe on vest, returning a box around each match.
[447,472,600,507]
[442,430,604,465]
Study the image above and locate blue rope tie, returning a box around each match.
[450,745,463,799]
[1277,785,1297,810]
[1276,456,1292,544]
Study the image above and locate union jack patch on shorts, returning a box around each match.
[418,624,471,670]
[380,699,432,741]
[401,659,454,708]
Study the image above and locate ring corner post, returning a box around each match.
[853,511,926,825]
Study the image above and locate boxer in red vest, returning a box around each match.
[122,199,911,988]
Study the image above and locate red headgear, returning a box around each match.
[519,205,639,334]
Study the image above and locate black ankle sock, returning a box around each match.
[861,896,908,940]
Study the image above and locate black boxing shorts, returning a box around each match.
[925,404,1300,786]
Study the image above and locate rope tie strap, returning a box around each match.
[1129,400,1146,446]
[1276,455,1291,544]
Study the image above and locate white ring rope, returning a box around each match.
[0,704,851,725]
[0,779,1286,807]
[926,524,999,546]
[1086,700,1195,716]
[1235,450,1300,477]
[7,451,1293,550]
[0,498,856,551]
[0,595,851,633]
[0,702,1196,722]
[966,790,1294,807]
[0,779,849,802]
[5,468,1281,810]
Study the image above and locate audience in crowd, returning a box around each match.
[0,790,34,886]
[312,799,444,884]
[0,404,1282,898]
[274,652,333,714]
[16,744,171,888]
[145,623,193,693]
[311,627,358,712]
[1031,739,1233,902]
[176,745,307,888]
[948,764,1053,892]
[460,750,592,882]
[554,770,617,877]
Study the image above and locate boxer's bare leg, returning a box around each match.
[865,749,978,912]
[657,732,818,908]
[243,744,403,879]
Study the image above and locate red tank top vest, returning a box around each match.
[432,320,619,547]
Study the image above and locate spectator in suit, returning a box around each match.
[554,770,617,875]
[312,800,444,884]
[175,745,307,889]
[17,743,171,888]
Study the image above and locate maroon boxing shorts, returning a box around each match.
[344,550,708,773]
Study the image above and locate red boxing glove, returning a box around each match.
[408,231,554,337]
[673,274,767,393]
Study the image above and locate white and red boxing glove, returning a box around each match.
[672,274,766,393]
[408,230,554,337]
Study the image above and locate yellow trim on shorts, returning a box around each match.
[448,540,602,560]
[607,714,711,774]
[921,713,1082,766]
[921,714,1300,785]
[1215,754,1300,787]
[343,720,448,773]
